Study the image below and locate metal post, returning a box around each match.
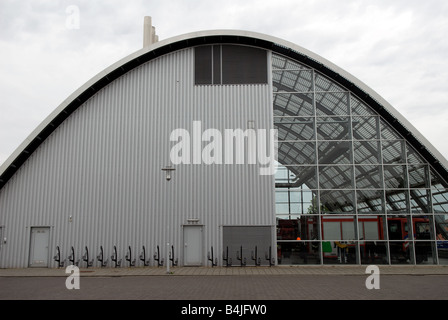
[162,165,176,274]
[167,241,170,274]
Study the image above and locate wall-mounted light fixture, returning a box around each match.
[161,165,176,181]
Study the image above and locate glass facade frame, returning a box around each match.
[273,53,448,265]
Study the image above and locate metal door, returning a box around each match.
[183,225,203,266]
[223,226,272,266]
[29,227,50,267]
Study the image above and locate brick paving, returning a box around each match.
[1,264,448,277]
[0,265,447,301]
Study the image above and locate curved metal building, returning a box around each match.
[1,27,447,268]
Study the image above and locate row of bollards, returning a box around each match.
[54,245,177,268]
[55,245,276,268]
[209,246,275,267]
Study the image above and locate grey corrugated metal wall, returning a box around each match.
[0,47,276,268]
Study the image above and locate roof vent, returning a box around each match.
[143,16,158,47]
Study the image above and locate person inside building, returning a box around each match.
[334,241,348,263]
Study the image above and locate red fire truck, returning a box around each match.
[277,216,433,263]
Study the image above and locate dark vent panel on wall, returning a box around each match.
[194,45,213,85]
[195,45,268,85]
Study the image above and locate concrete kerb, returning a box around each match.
[1,265,448,277]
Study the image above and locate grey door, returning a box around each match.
[29,227,50,267]
[183,225,203,266]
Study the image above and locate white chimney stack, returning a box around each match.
[143,16,158,47]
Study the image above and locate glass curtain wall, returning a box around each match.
[273,53,448,265]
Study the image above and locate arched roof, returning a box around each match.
[1,29,447,190]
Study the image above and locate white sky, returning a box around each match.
[1,0,448,166]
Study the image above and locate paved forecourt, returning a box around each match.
[0,265,448,301]
[1,265,448,277]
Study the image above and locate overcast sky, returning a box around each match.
[1,0,447,167]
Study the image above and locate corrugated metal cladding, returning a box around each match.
[0,47,276,268]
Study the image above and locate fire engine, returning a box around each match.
[277,215,437,263]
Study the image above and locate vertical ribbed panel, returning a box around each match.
[0,48,275,268]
